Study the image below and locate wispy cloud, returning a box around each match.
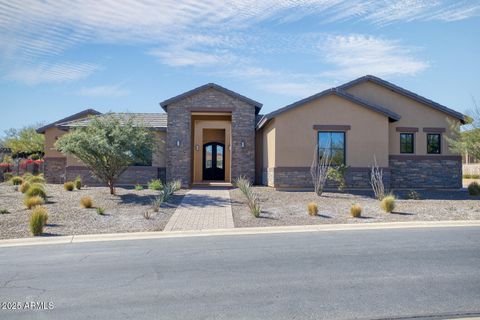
[320,34,428,79]
[76,85,129,97]
[5,62,99,85]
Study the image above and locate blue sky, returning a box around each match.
[1,0,479,135]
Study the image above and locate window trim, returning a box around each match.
[400,132,415,154]
[317,130,346,166]
[426,133,442,154]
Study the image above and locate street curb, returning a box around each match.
[1,220,480,248]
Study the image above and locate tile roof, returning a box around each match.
[58,113,167,131]
[36,109,101,133]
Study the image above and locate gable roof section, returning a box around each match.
[58,113,167,131]
[160,83,263,114]
[256,88,401,130]
[36,108,101,133]
[338,75,466,124]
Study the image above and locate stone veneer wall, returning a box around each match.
[65,166,166,186]
[262,167,390,189]
[44,157,67,184]
[389,156,462,189]
[166,88,256,187]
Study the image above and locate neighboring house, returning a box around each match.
[37,75,466,189]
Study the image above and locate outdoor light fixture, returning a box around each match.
[176,140,180,147]
[195,145,199,151]
[241,141,245,148]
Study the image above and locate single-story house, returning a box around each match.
[37,75,466,189]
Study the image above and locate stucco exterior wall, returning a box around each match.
[44,127,68,158]
[272,94,390,168]
[344,81,460,156]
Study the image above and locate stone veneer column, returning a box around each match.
[166,88,256,187]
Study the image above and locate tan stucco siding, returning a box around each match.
[345,81,460,156]
[272,94,390,167]
[262,120,276,168]
[44,127,67,158]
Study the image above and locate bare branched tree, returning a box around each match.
[310,144,331,196]
[370,155,385,200]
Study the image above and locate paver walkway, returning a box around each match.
[164,188,234,231]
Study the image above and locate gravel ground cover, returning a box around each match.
[230,187,480,228]
[0,183,186,239]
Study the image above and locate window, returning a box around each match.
[427,134,441,154]
[400,133,414,154]
[318,131,345,165]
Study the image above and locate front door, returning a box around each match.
[203,142,225,181]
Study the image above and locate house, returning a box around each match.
[37,75,466,189]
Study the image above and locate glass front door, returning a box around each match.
[203,142,225,181]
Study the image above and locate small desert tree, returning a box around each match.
[56,114,154,195]
[447,97,479,160]
[310,144,331,196]
[3,124,45,157]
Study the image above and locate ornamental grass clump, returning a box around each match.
[74,176,82,190]
[380,195,396,213]
[235,177,261,217]
[25,183,47,200]
[135,184,144,191]
[468,181,480,196]
[19,181,31,193]
[29,206,48,236]
[29,176,45,184]
[80,196,93,208]
[24,196,44,209]
[11,176,23,186]
[148,179,163,191]
[64,181,75,191]
[307,202,318,216]
[96,207,105,215]
[350,204,362,218]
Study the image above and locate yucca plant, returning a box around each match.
[235,177,261,217]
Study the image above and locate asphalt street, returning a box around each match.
[0,227,479,320]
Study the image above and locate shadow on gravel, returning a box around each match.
[391,211,415,216]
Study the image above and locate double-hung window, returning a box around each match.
[318,131,345,165]
[400,133,414,154]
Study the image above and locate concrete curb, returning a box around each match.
[1,220,480,248]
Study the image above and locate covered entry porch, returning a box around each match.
[192,113,232,184]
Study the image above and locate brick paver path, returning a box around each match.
[164,188,234,231]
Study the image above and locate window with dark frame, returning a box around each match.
[400,133,414,154]
[427,133,441,154]
[318,131,345,165]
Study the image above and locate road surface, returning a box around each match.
[1,227,479,319]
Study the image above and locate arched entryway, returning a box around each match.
[203,142,225,181]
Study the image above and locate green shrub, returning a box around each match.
[350,204,362,218]
[148,179,163,190]
[96,207,105,215]
[24,196,44,209]
[468,182,480,196]
[380,195,396,213]
[11,176,23,185]
[25,183,47,199]
[406,190,421,200]
[80,196,93,208]
[29,176,45,184]
[3,172,13,182]
[0,208,9,214]
[29,206,48,236]
[135,184,144,191]
[74,176,82,190]
[235,177,261,217]
[327,165,349,191]
[64,181,75,191]
[19,181,31,193]
[307,202,318,216]
[23,172,33,180]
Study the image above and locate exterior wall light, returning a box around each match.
[195,144,199,151]
[176,140,180,147]
[241,141,245,148]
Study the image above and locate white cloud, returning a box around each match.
[5,62,99,85]
[76,85,129,97]
[320,34,429,79]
